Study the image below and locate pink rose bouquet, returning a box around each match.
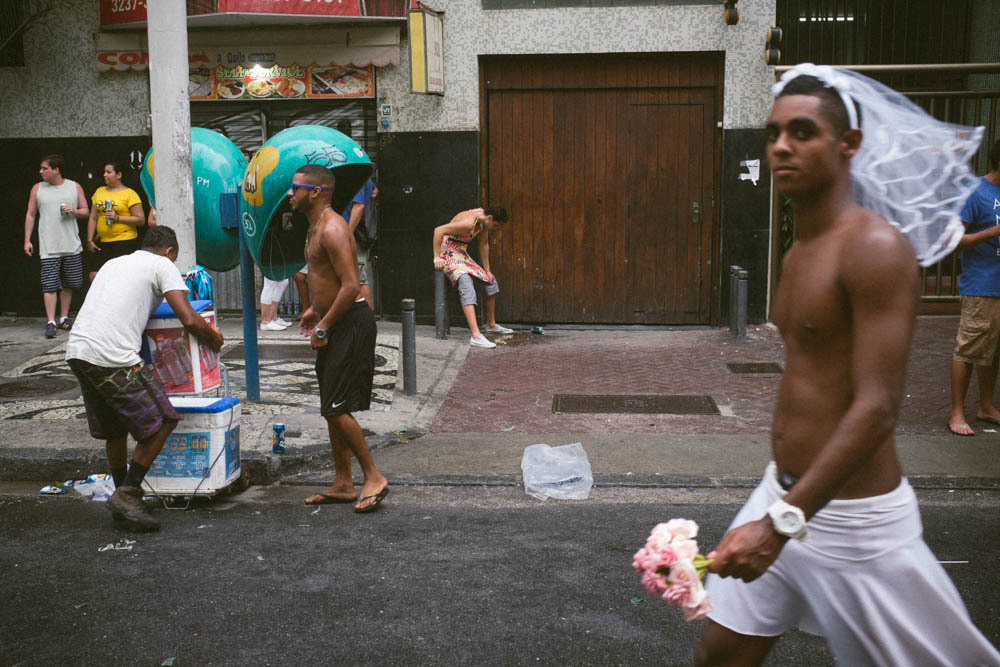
[633,519,713,621]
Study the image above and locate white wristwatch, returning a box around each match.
[767,499,809,541]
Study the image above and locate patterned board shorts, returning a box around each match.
[39,253,84,292]
[68,358,180,442]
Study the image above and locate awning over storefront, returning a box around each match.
[96,26,400,72]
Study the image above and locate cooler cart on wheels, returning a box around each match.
[140,300,250,507]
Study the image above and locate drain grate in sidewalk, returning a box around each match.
[727,362,783,374]
[0,377,78,400]
[552,394,720,415]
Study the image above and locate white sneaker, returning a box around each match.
[260,321,287,331]
[275,318,293,328]
[485,324,514,335]
[470,335,496,349]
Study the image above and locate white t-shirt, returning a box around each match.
[66,250,189,367]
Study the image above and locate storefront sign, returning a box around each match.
[97,26,399,82]
[203,62,374,100]
[97,33,382,101]
[100,0,406,26]
[101,0,217,27]
[217,0,362,15]
[408,5,444,95]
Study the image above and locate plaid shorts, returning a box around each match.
[68,358,180,442]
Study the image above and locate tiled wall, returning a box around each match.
[0,0,150,139]
[376,0,776,133]
[1,0,777,138]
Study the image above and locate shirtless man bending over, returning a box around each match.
[695,73,1000,665]
[292,164,389,513]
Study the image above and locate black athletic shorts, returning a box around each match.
[315,300,376,417]
[88,237,139,274]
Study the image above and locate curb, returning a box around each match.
[278,471,1000,491]
[0,431,415,487]
[6,447,999,491]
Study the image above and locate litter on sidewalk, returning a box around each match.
[521,442,594,501]
[40,473,114,498]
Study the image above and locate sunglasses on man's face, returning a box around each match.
[290,184,325,193]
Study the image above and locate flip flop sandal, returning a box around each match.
[354,486,390,513]
[304,493,358,505]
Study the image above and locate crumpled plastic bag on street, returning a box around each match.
[73,477,115,502]
[521,442,593,501]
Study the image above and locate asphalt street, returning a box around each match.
[3,483,998,666]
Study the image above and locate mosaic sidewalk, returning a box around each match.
[0,332,399,420]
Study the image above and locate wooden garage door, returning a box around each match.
[483,54,721,324]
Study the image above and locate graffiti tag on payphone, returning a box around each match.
[304,145,347,168]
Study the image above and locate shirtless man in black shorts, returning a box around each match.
[292,164,389,513]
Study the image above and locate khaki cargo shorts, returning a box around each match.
[954,295,1000,365]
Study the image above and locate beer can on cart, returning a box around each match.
[104,199,114,226]
[272,423,286,454]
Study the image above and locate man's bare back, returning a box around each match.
[770,206,917,500]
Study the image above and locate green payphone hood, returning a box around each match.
[140,127,245,272]
[240,125,373,280]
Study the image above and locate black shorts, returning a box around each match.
[315,301,376,417]
[88,237,139,274]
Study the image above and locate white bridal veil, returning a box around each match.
[774,63,985,266]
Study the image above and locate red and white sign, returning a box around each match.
[217,0,362,15]
[100,0,218,26]
[100,0,405,26]
[99,0,148,26]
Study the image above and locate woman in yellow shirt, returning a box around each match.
[86,162,145,281]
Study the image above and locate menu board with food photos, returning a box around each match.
[189,63,374,101]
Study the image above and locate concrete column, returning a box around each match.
[146,2,196,271]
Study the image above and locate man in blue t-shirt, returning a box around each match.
[949,139,1000,436]
[342,178,376,309]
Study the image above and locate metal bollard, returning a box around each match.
[729,266,740,334]
[730,266,748,338]
[434,270,449,339]
[401,298,417,395]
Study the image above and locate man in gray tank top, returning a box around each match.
[24,154,88,338]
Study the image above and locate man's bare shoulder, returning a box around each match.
[839,207,918,288]
[843,208,914,259]
[316,210,349,241]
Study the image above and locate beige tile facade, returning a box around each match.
[376,0,776,133]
